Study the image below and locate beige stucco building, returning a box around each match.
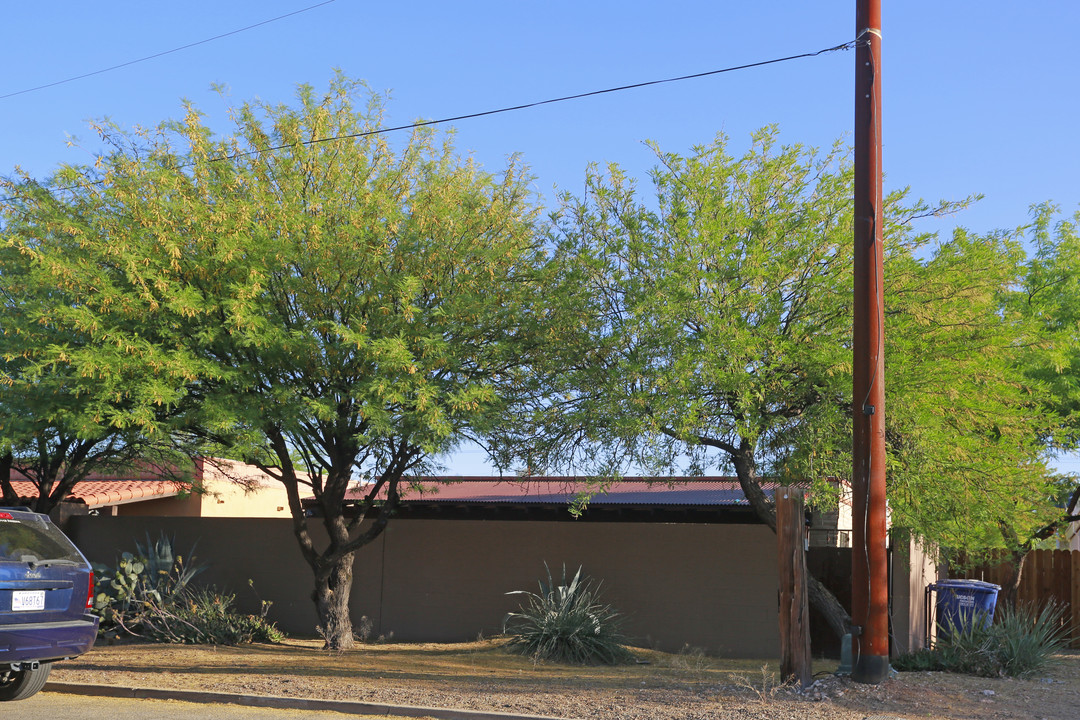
[10,457,293,519]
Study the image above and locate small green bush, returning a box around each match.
[503,564,635,665]
[893,602,1068,677]
[933,614,1001,676]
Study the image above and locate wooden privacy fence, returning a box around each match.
[965,549,1080,649]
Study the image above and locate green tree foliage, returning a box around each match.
[1018,205,1080,452]
[988,205,1080,604]
[878,226,1053,554]
[1,75,548,649]
[0,219,185,512]
[510,129,1055,637]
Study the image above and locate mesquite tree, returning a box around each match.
[506,129,1056,639]
[2,76,550,649]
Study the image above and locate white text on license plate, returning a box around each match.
[12,590,45,611]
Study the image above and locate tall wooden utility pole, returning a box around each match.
[851,0,890,684]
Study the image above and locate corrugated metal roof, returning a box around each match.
[343,476,806,507]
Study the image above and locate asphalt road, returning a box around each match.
[14,692,407,719]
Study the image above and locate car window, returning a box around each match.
[0,513,83,563]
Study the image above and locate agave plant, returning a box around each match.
[503,564,634,665]
[93,533,206,637]
[135,532,204,600]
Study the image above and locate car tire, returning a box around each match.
[0,662,52,701]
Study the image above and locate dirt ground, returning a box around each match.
[49,638,1080,720]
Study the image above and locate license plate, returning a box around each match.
[11,590,45,611]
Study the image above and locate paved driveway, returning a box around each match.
[17,692,408,720]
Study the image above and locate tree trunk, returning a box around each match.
[314,552,356,650]
[997,550,1028,610]
[777,490,812,689]
[0,452,18,506]
[31,491,55,515]
[995,485,1080,610]
[808,572,852,638]
[728,441,853,639]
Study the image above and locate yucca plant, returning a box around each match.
[934,614,1000,676]
[135,532,204,598]
[894,602,1069,677]
[993,602,1069,677]
[503,564,634,665]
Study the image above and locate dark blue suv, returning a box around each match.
[0,507,98,701]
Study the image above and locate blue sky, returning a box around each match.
[4,1,1078,474]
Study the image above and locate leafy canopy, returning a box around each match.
[0,188,188,511]
[1,74,551,648]
[513,128,1055,556]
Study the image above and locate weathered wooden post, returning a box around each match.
[777,487,811,689]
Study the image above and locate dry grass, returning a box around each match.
[72,636,829,688]
[730,662,798,704]
[49,638,1080,720]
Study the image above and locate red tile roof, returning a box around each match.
[6,479,181,508]
[342,476,806,507]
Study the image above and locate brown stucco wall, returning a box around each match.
[68,516,781,657]
[115,493,203,517]
[69,516,324,633]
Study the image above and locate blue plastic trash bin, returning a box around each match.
[931,579,1000,638]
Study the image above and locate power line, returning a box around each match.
[0,1,338,101]
[230,39,858,162]
[1,39,858,202]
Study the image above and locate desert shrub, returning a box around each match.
[503,564,634,665]
[893,602,1067,677]
[352,615,394,644]
[145,586,286,645]
[93,533,206,638]
[732,663,792,704]
[92,533,284,645]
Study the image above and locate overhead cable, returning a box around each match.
[0,1,338,100]
[1,39,858,202]
[231,40,859,161]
